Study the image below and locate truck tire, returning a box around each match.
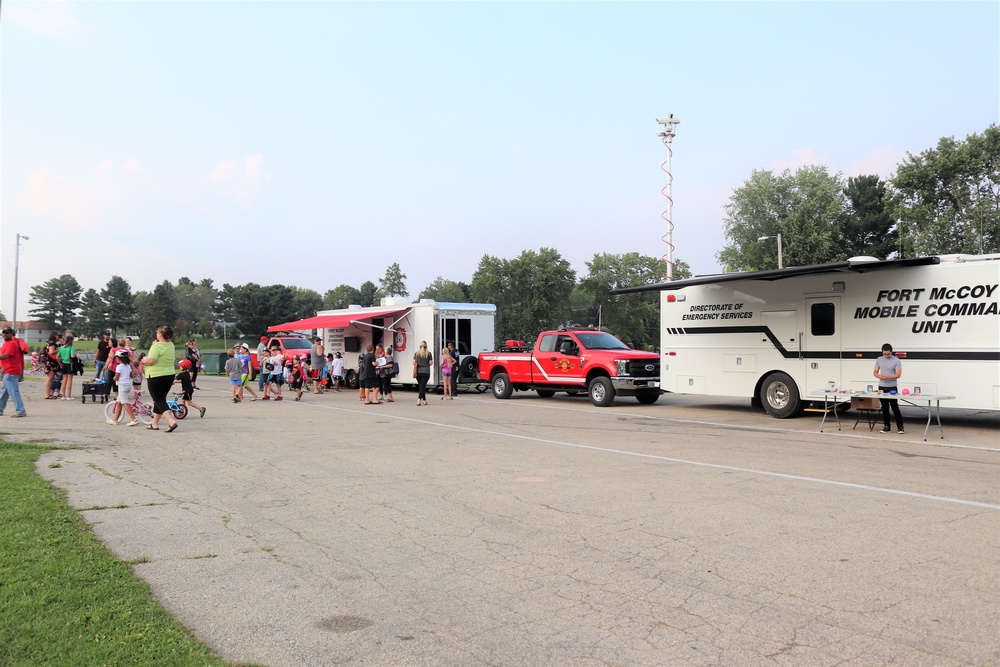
[492,372,513,399]
[460,356,478,381]
[345,370,359,390]
[536,389,555,398]
[588,376,615,407]
[635,391,660,405]
[759,371,802,418]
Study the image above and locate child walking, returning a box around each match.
[176,360,206,418]
[107,350,139,426]
[224,349,243,403]
[287,356,307,401]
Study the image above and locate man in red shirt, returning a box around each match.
[0,326,30,417]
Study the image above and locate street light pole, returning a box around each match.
[757,233,783,269]
[12,234,30,330]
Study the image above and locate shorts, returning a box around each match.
[363,377,379,389]
[332,375,343,381]
[442,367,452,377]
[289,381,303,390]
[62,363,72,374]
[117,388,132,405]
[230,379,242,386]
[310,369,319,379]
[269,374,284,385]
[241,373,251,387]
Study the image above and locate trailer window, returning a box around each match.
[811,302,836,336]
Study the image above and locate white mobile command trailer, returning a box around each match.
[270,300,496,390]
[613,255,1000,418]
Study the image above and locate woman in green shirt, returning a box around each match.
[57,333,77,400]
[141,326,179,432]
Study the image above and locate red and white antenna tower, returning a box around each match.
[657,115,680,280]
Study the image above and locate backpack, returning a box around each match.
[390,358,399,377]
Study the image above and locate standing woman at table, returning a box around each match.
[141,326,179,433]
[874,342,904,434]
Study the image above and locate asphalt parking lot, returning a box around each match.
[7,375,999,666]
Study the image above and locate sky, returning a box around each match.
[2,1,998,323]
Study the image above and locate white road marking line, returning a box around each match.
[304,401,1000,510]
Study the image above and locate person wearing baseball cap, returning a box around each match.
[236,343,259,401]
[0,327,30,417]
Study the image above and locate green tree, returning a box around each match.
[358,281,379,308]
[174,278,218,340]
[839,175,896,259]
[578,253,690,350]
[230,283,298,338]
[379,263,409,298]
[216,284,235,330]
[137,281,181,347]
[290,287,323,320]
[717,166,846,271]
[892,125,1000,256]
[101,276,136,337]
[27,275,83,331]
[470,248,576,345]
[78,288,107,339]
[418,277,468,303]
[323,285,363,310]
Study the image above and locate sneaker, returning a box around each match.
[262,396,270,401]
[897,428,905,434]
[199,407,207,418]
[106,419,117,425]
[274,396,283,401]
[880,427,891,433]
[10,413,26,418]
[127,420,139,427]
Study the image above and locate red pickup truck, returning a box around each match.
[477,329,661,406]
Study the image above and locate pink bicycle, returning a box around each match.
[104,389,155,425]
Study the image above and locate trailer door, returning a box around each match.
[804,297,842,392]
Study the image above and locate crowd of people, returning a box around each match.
[1,327,468,424]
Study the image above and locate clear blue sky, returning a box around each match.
[3,1,998,321]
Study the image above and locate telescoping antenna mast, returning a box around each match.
[656,115,680,280]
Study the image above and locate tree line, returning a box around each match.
[22,125,997,349]
[719,125,999,270]
[24,254,688,351]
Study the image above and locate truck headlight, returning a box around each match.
[615,359,628,376]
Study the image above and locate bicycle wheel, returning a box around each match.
[134,402,153,425]
[104,401,120,422]
[171,404,188,420]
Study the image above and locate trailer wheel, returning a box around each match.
[588,376,615,407]
[492,372,513,399]
[759,372,802,418]
[536,389,555,398]
[635,391,660,405]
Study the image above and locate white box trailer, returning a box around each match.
[614,255,1000,417]
[272,300,496,390]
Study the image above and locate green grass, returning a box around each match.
[0,440,236,666]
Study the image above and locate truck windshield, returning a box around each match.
[575,332,630,351]
[282,340,312,350]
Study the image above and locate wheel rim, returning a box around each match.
[592,383,606,402]
[494,377,506,396]
[766,382,789,410]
